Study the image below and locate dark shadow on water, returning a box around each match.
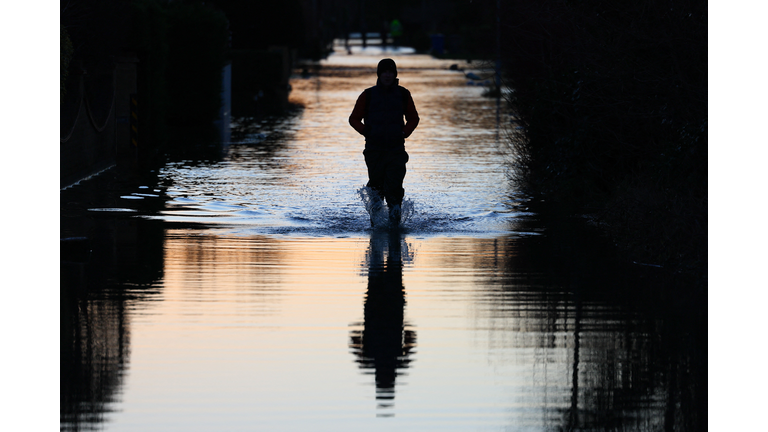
[59,166,704,430]
[349,228,416,415]
[225,108,304,167]
[60,167,167,430]
[487,208,707,432]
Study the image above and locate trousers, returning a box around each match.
[363,148,409,207]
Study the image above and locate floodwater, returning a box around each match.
[61,48,705,431]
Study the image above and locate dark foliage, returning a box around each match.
[210,0,305,51]
[391,0,498,57]
[500,0,707,279]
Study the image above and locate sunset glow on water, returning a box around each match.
[61,48,701,431]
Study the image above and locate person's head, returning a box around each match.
[377,58,397,86]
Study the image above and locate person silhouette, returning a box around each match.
[349,58,420,226]
[390,19,403,48]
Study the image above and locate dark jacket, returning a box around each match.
[349,82,419,150]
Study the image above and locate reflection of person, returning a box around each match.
[349,58,420,225]
[349,231,416,410]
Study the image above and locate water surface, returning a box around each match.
[61,49,704,431]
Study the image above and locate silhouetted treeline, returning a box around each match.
[498,0,707,280]
[405,0,499,57]
[212,0,305,51]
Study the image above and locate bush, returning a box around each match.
[501,0,707,278]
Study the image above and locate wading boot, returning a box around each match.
[389,204,401,226]
[370,198,383,227]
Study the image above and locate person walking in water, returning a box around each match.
[349,58,420,225]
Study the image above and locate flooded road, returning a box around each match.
[61,50,705,431]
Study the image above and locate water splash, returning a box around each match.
[357,187,414,229]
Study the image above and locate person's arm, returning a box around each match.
[349,91,367,136]
[402,90,420,138]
